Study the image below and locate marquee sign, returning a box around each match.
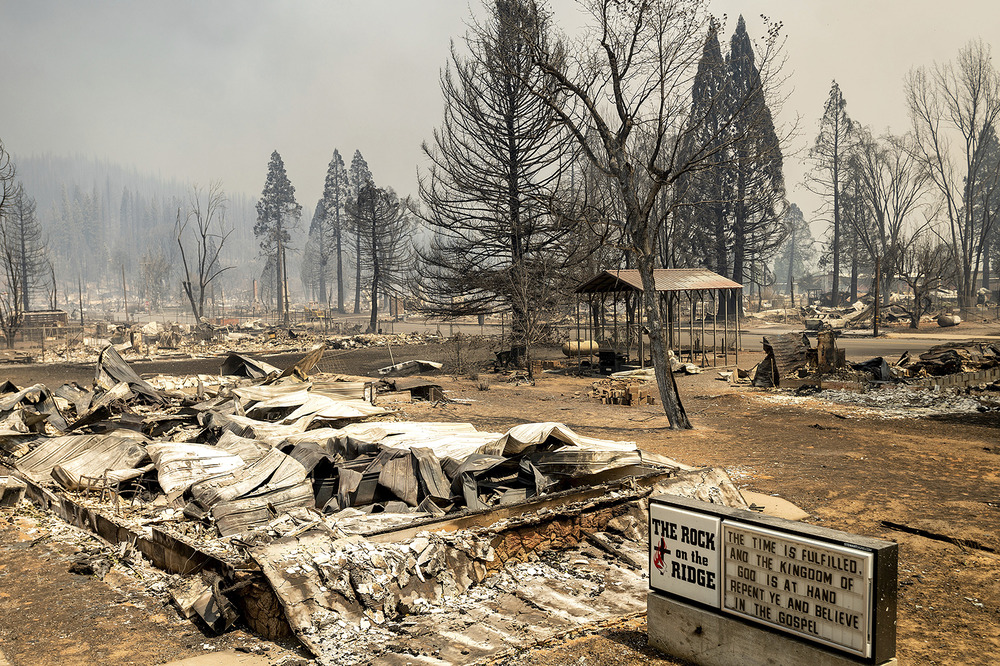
[650,495,896,663]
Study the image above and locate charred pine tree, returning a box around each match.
[348,151,373,315]
[727,16,787,310]
[806,81,855,306]
[674,21,733,279]
[418,0,576,346]
[0,180,53,346]
[347,183,413,333]
[255,151,301,324]
[324,150,350,312]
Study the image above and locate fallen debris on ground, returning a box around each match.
[0,344,749,662]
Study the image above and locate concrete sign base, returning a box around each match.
[647,592,898,666]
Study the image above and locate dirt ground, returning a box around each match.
[1,338,999,665]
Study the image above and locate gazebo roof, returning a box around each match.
[575,269,742,294]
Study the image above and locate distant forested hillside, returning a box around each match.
[12,153,259,306]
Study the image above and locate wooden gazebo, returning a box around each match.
[573,269,743,371]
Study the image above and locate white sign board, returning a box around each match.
[649,504,721,607]
[722,523,873,658]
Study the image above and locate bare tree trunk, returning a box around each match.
[318,253,327,306]
[850,251,859,302]
[336,224,345,313]
[831,151,841,306]
[786,222,796,300]
[276,231,286,324]
[354,225,362,315]
[282,249,290,325]
[19,216,28,313]
[637,253,690,429]
[368,204,380,333]
[982,240,991,293]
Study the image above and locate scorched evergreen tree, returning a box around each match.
[418,0,575,342]
[255,151,301,324]
[348,151,373,314]
[806,81,855,305]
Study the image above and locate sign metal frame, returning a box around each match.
[648,495,896,664]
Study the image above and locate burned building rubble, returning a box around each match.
[740,330,846,388]
[0,344,747,664]
[737,332,1000,418]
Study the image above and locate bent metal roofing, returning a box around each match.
[575,269,742,294]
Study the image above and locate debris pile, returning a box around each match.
[901,342,1000,377]
[25,321,443,367]
[329,331,442,350]
[802,301,870,330]
[849,342,1000,384]
[247,468,744,665]
[809,385,996,418]
[0,342,756,662]
[1,344,673,539]
[742,330,845,388]
[745,338,1000,417]
[0,342,706,653]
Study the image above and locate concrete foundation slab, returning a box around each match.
[647,592,897,666]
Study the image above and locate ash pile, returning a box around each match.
[0,343,744,663]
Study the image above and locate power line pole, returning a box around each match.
[77,275,84,328]
[122,265,129,325]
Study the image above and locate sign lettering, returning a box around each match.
[649,498,893,660]
[649,504,721,608]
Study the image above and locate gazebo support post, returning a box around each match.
[576,295,581,375]
[700,291,707,367]
[689,291,695,363]
[675,293,682,363]
[735,289,741,367]
[724,293,729,367]
[712,290,717,367]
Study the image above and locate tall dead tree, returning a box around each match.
[0,181,53,346]
[177,183,232,321]
[850,130,930,306]
[523,2,787,429]
[6,184,51,313]
[418,0,577,341]
[0,144,18,346]
[0,141,12,215]
[906,39,1000,307]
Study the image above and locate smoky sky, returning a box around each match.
[1,0,995,225]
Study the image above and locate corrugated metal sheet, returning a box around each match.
[763,333,810,379]
[146,443,246,494]
[378,455,419,506]
[494,422,636,456]
[95,345,165,403]
[575,269,742,294]
[16,434,147,486]
[212,482,314,536]
[219,353,280,379]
